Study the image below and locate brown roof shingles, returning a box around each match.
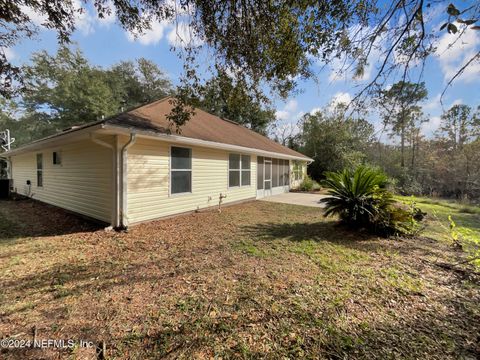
[106,97,310,160]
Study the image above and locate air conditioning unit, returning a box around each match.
[0,179,12,199]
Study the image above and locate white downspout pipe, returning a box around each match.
[120,133,136,228]
[90,133,119,227]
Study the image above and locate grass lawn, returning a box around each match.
[396,195,480,268]
[0,198,479,359]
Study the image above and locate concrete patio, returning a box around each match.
[260,192,327,208]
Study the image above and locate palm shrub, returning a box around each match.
[320,166,422,236]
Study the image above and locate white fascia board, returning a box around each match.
[1,124,105,157]
[102,124,313,162]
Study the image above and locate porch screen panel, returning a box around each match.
[257,156,264,190]
[279,159,284,186]
[283,160,289,185]
[272,158,278,187]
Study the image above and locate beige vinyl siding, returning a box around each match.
[10,139,113,222]
[290,161,307,189]
[127,138,256,224]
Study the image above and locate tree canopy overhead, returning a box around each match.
[1,1,479,125]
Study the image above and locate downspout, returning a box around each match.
[120,133,136,228]
[90,133,119,228]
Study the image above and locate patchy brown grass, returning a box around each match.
[0,198,479,359]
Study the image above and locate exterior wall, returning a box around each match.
[126,138,257,224]
[290,161,307,189]
[10,139,113,223]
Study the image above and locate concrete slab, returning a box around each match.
[259,192,327,208]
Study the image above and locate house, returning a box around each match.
[1,97,312,227]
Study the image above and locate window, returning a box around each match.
[229,154,251,187]
[36,153,43,187]
[171,146,192,194]
[53,151,62,165]
[293,161,303,181]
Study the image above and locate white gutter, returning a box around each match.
[102,124,313,162]
[120,133,136,228]
[90,134,119,228]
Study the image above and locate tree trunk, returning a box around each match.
[401,125,405,167]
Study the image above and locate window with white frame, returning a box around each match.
[171,146,192,194]
[229,154,251,187]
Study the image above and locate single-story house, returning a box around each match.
[1,97,312,227]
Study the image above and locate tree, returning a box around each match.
[193,71,276,134]
[0,46,173,146]
[377,81,428,168]
[107,58,173,110]
[22,46,119,129]
[2,1,479,124]
[300,108,375,180]
[437,104,479,151]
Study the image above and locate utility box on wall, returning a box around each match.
[0,179,12,199]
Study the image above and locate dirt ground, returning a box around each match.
[0,198,479,359]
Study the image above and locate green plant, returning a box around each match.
[298,176,319,192]
[321,166,423,236]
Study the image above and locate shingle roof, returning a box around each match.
[106,97,311,160]
[3,97,311,160]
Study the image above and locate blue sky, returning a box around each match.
[3,2,479,143]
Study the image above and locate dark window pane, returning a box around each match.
[171,147,191,169]
[241,155,250,169]
[272,159,278,187]
[229,154,240,169]
[257,158,264,190]
[37,171,43,187]
[36,154,43,170]
[242,170,251,186]
[53,151,61,165]
[171,170,191,194]
[229,170,240,187]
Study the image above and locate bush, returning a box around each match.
[320,166,423,236]
[298,175,320,192]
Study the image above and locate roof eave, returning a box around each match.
[103,124,313,161]
[1,123,105,157]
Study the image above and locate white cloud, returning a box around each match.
[423,93,441,111]
[72,0,95,35]
[167,22,203,47]
[272,99,305,141]
[96,1,116,27]
[1,47,16,61]
[126,20,170,45]
[275,99,298,121]
[435,29,480,83]
[328,92,352,111]
[20,5,47,26]
[20,2,96,35]
[421,115,442,136]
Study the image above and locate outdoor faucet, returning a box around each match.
[218,193,227,212]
